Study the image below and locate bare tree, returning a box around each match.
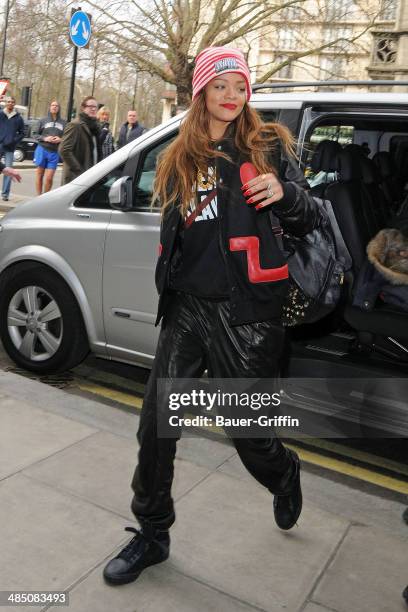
[84,0,388,106]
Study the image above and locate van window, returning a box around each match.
[259,111,278,123]
[305,124,354,187]
[133,133,177,210]
[310,125,354,147]
[74,162,126,209]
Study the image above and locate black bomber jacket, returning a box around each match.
[155,130,321,326]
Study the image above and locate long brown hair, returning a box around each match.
[153,92,295,217]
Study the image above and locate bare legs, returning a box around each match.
[35,168,56,195]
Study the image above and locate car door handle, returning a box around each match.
[76,213,91,219]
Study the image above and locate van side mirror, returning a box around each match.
[108,176,133,211]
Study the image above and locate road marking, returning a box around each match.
[292,437,408,477]
[72,379,408,495]
[287,443,408,495]
[76,381,143,409]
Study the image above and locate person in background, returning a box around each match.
[58,96,102,185]
[117,109,145,148]
[0,96,25,201]
[97,106,115,159]
[34,100,66,195]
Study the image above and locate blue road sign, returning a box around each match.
[69,10,91,48]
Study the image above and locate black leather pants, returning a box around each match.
[131,292,295,531]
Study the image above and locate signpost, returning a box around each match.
[67,8,92,121]
[69,10,91,48]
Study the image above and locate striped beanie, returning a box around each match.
[192,47,252,101]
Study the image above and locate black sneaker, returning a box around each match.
[403,585,408,604]
[273,450,302,530]
[2,195,9,201]
[103,526,170,585]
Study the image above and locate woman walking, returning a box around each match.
[104,46,321,586]
[97,106,115,159]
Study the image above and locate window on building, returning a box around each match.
[380,0,397,21]
[322,26,353,51]
[325,0,356,20]
[280,4,303,20]
[274,55,294,79]
[278,28,297,51]
[320,56,346,79]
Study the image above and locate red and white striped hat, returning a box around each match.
[192,47,252,101]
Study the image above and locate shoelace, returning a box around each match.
[117,527,147,562]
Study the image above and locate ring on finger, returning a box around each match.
[267,182,274,198]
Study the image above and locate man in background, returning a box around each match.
[34,99,66,195]
[0,96,24,201]
[117,110,145,148]
[59,96,101,185]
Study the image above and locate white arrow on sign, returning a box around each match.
[82,22,89,39]
[71,19,80,36]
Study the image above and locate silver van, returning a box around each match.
[0,87,407,435]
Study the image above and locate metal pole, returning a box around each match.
[28,83,33,119]
[67,45,78,121]
[0,0,10,76]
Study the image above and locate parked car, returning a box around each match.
[11,137,36,162]
[0,83,407,435]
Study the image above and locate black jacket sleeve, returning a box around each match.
[13,115,25,148]
[0,161,5,172]
[272,150,322,237]
[37,117,46,143]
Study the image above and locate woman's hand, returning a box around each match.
[242,171,283,210]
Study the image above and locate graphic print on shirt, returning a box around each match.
[43,121,65,131]
[185,167,218,223]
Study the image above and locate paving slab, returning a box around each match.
[0,373,238,472]
[177,435,237,471]
[217,452,408,539]
[170,471,349,612]
[0,395,96,480]
[312,525,408,612]
[0,474,126,601]
[48,563,261,612]
[302,604,338,612]
[0,371,139,441]
[23,431,213,520]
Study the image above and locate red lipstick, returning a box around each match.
[221,103,237,110]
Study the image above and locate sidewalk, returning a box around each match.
[0,194,27,213]
[0,370,406,612]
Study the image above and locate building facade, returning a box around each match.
[249,0,401,91]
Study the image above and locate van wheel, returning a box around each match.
[0,264,89,374]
